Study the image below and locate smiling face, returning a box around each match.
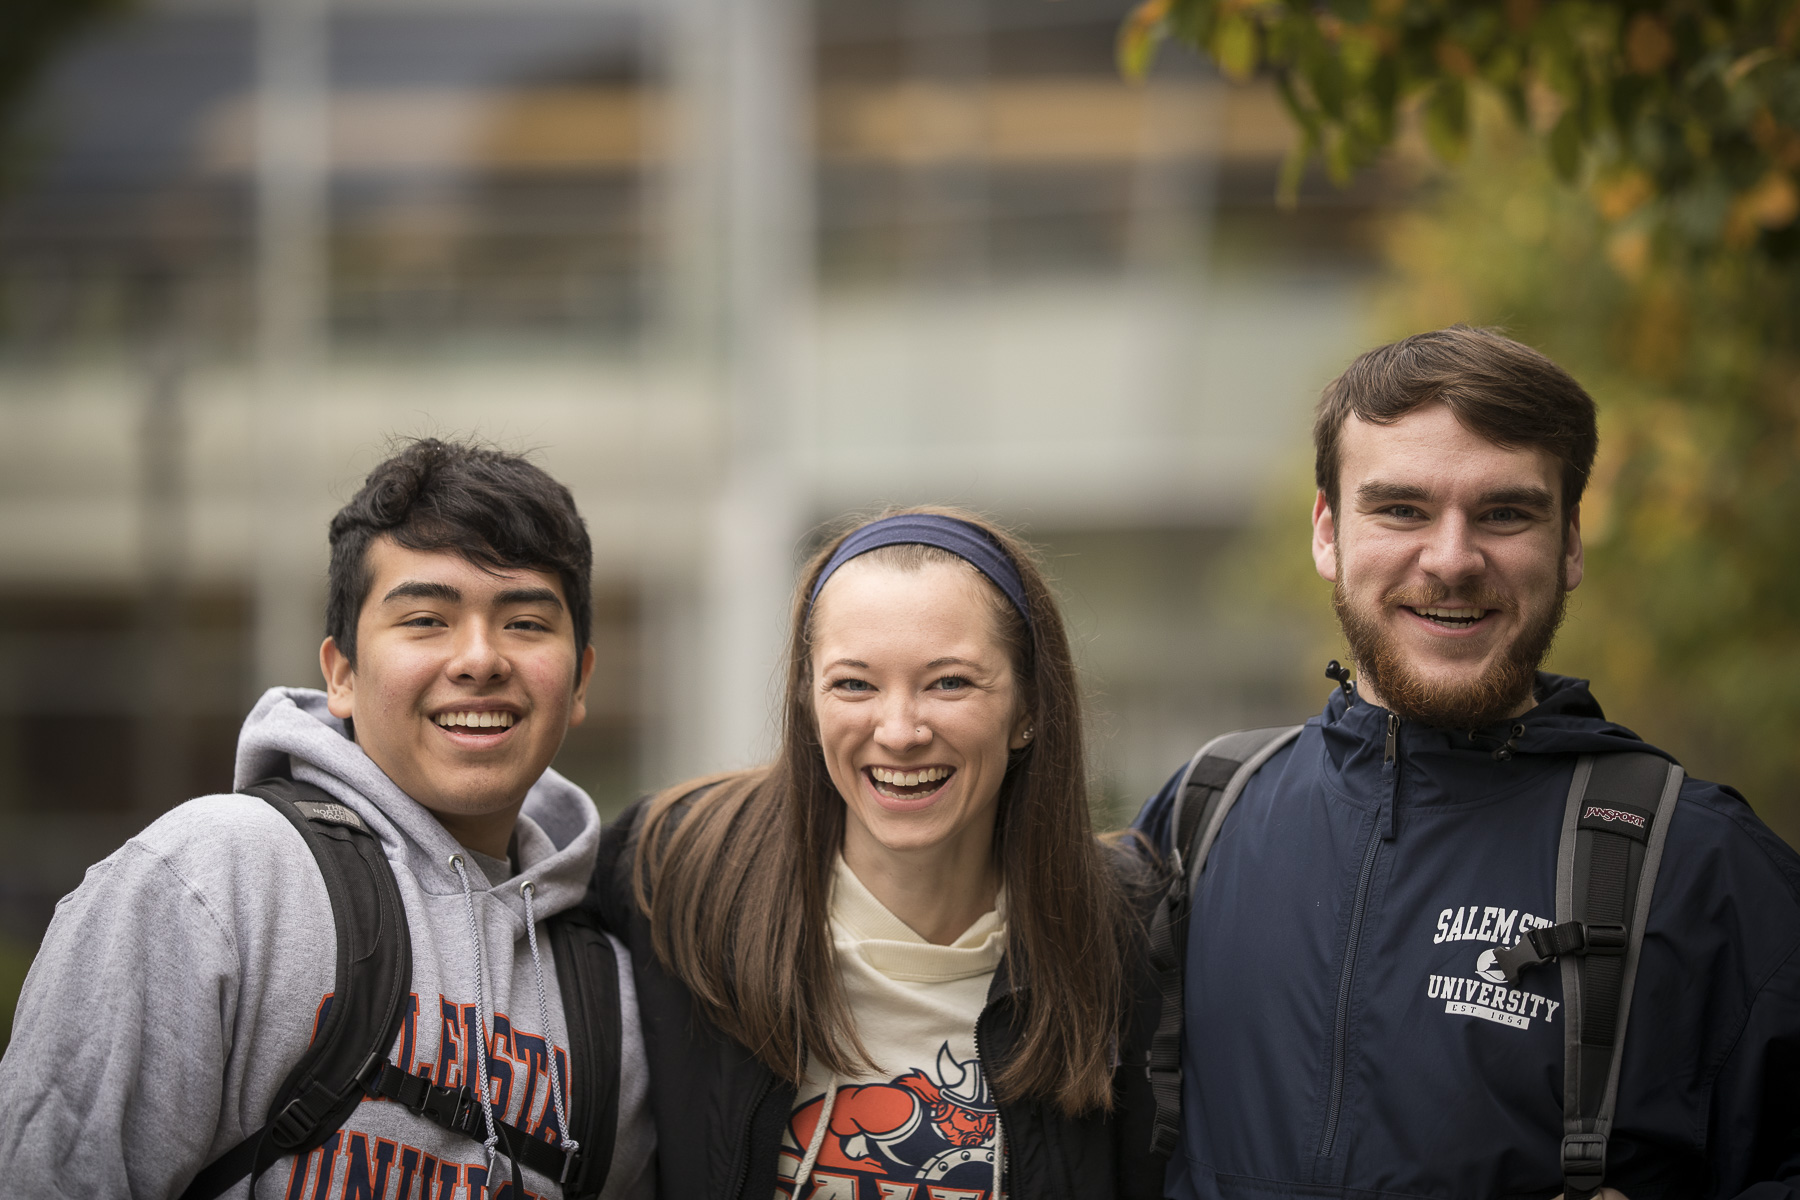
[1313,402,1582,728]
[321,537,595,855]
[810,557,1031,871]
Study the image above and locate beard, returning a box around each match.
[1333,578,1568,730]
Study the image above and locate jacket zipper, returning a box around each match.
[972,1003,1007,1198]
[1317,712,1398,1160]
[729,1073,775,1199]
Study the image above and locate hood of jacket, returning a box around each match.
[1316,671,1677,817]
[234,685,600,921]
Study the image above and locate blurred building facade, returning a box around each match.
[0,0,1389,947]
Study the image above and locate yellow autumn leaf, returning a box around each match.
[1212,14,1259,82]
[1594,168,1655,221]
[1624,13,1675,75]
[1117,0,1172,82]
[1745,171,1799,229]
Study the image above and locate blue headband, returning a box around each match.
[808,514,1032,629]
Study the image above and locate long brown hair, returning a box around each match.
[632,505,1130,1114]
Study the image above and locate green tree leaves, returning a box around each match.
[1121,0,1800,258]
[1424,77,1471,160]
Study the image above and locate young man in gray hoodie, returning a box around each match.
[0,438,654,1199]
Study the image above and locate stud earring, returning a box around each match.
[1022,726,1034,741]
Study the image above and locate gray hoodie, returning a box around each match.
[0,687,654,1199]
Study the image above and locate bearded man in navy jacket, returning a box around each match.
[1136,326,1800,1200]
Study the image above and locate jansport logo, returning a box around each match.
[1583,805,1646,829]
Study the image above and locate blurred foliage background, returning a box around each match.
[1138,0,1800,843]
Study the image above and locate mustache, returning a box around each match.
[1382,582,1515,613]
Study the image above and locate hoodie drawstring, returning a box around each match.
[1468,722,1528,762]
[790,1073,840,1195]
[520,878,580,1176]
[449,853,524,1199]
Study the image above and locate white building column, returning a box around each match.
[677,0,815,773]
[252,0,331,695]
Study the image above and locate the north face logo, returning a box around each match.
[294,798,367,830]
[1583,805,1646,830]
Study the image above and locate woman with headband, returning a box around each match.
[591,506,1161,1200]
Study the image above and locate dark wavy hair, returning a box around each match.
[632,505,1131,1116]
[326,438,593,665]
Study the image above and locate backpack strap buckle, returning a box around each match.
[269,1082,335,1150]
[419,1082,482,1137]
[1561,1131,1607,1198]
[366,1060,434,1113]
[1493,920,1628,984]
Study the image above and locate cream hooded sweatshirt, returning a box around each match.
[776,857,1006,1199]
[0,687,654,1200]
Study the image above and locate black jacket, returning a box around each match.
[588,796,1166,1200]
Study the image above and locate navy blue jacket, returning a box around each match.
[1133,673,1800,1200]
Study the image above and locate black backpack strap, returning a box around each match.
[1145,724,1305,1157]
[1494,752,1683,1200]
[180,778,413,1200]
[546,907,623,1198]
[357,1062,565,1187]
